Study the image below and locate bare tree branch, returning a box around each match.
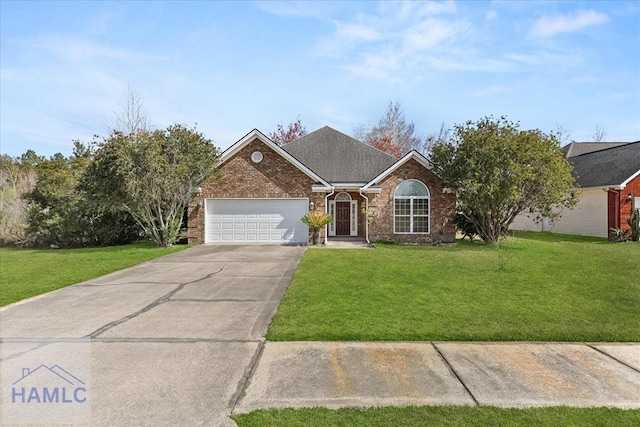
[591,125,607,143]
[113,83,150,135]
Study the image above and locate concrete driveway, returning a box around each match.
[1,245,305,426]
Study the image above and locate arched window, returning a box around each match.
[394,180,430,234]
[334,192,351,201]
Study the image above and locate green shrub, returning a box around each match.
[627,210,640,241]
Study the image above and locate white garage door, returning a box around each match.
[205,199,309,244]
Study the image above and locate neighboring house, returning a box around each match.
[561,141,628,158]
[512,141,640,238]
[187,126,456,245]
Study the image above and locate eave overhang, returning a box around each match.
[362,150,436,190]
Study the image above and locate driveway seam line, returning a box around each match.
[76,282,179,287]
[170,298,262,303]
[0,341,52,362]
[431,342,479,406]
[229,339,267,415]
[586,344,640,374]
[87,264,227,338]
[93,338,262,343]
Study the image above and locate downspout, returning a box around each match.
[359,189,370,244]
[617,190,621,229]
[324,187,335,245]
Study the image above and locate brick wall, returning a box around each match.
[187,138,324,244]
[619,175,640,233]
[188,140,456,245]
[367,159,456,243]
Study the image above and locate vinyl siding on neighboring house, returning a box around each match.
[549,188,608,238]
[512,189,608,237]
[511,212,542,232]
[511,142,639,239]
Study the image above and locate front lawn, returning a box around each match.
[234,406,640,427]
[0,242,189,306]
[267,232,640,342]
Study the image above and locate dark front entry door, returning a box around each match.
[336,202,350,236]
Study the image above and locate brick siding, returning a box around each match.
[619,175,640,233]
[368,159,456,243]
[187,137,324,244]
[188,140,456,245]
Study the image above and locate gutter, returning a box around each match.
[324,186,335,245]
[359,189,370,244]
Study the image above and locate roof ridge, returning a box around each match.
[289,126,399,160]
[570,140,638,158]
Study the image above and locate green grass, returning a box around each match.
[267,232,640,342]
[0,242,189,306]
[234,406,640,427]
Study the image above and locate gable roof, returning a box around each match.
[563,141,631,157]
[362,150,436,190]
[283,126,397,183]
[220,129,331,188]
[569,141,640,188]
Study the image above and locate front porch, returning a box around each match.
[322,236,373,249]
[327,191,366,239]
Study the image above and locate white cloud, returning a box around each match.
[415,0,457,17]
[315,3,474,83]
[403,19,467,52]
[508,50,584,68]
[425,55,512,72]
[253,1,329,19]
[530,10,609,38]
[334,21,381,41]
[382,0,456,20]
[469,85,507,98]
[46,36,161,62]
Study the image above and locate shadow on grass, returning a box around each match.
[511,231,610,244]
[1,241,190,255]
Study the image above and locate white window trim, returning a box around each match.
[335,192,351,201]
[393,180,430,234]
[329,200,336,236]
[350,200,358,236]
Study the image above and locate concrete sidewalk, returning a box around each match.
[234,341,640,414]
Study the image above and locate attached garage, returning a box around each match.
[205,198,309,244]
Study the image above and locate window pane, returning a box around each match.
[395,199,410,216]
[413,198,429,215]
[414,216,429,233]
[395,180,429,197]
[395,216,410,233]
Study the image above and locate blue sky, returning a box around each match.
[1,1,639,157]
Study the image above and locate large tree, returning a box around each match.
[430,116,578,244]
[25,143,141,247]
[269,118,307,146]
[369,135,403,159]
[86,124,219,247]
[0,154,37,245]
[356,101,422,156]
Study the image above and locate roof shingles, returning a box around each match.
[283,126,397,183]
[569,141,640,188]
[563,142,630,157]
